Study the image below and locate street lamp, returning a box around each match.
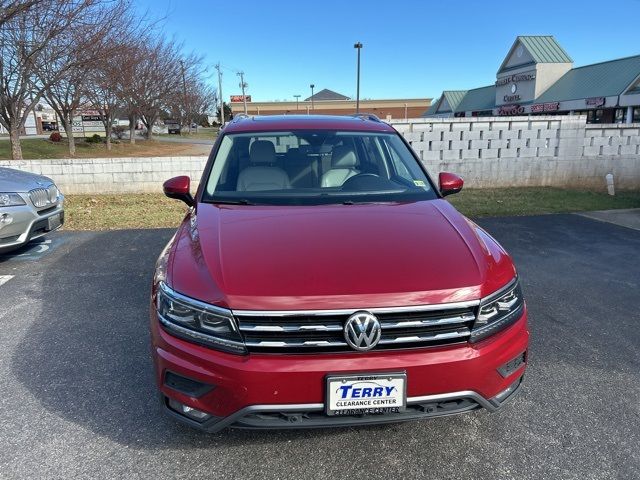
[294,94,301,111]
[310,84,315,112]
[354,42,363,114]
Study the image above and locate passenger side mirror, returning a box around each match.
[439,172,464,197]
[163,176,194,207]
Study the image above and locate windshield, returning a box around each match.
[202,130,437,205]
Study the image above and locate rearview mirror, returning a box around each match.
[163,176,194,207]
[439,172,464,197]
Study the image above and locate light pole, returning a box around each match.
[354,42,363,114]
[310,84,315,112]
[294,94,301,111]
[215,63,224,126]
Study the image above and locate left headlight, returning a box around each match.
[470,278,524,343]
[0,193,26,207]
[156,282,246,354]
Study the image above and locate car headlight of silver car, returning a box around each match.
[156,282,246,354]
[0,193,26,207]
[470,278,524,343]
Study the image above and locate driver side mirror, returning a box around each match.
[439,172,464,197]
[163,176,194,207]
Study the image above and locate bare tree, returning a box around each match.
[38,0,134,155]
[0,0,111,159]
[0,0,43,26]
[126,38,194,140]
[169,60,217,134]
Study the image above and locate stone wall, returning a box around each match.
[0,156,208,194]
[391,115,640,189]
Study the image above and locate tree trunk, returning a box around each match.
[9,125,23,160]
[129,114,136,144]
[105,121,112,150]
[62,115,76,156]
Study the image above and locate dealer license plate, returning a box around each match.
[47,214,61,230]
[326,373,406,416]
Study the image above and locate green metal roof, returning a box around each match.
[518,36,572,64]
[422,90,466,116]
[443,90,467,110]
[456,85,495,112]
[536,54,640,102]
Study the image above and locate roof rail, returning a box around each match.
[350,113,382,122]
[231,113,251,122]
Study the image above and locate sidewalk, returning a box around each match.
[578,208,640,231]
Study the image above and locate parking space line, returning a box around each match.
[0,275,14,287]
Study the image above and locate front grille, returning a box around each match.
[29,185,57,209]
[235,303,478,353]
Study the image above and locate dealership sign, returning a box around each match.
[531,102,560,113]
[585,97,605,107]
[230,95,251,102]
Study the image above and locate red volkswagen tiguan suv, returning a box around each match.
[151,114,528,432]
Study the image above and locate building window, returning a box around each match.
[614,108,626,124]
[634,107,640,123]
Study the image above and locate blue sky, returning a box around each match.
[135,0,640,102]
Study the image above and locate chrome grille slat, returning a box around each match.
[236,303,478,353]
[28,185,57,209]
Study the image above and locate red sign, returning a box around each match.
[498,104,524,115]
[585,97,605,107]
[531,102,560,113]
[230,95,251,103]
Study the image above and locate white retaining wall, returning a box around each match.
[391,115,640,189]
[0,156,208,194]
[1,115,639,193]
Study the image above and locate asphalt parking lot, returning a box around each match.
[0,214,639,480]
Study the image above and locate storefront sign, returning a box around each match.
[531,102,560,113]
[504,94,521,102]
[495,73,536,86]
[498,104,525,115]
[585,97,605,107]
[230,95,252,102]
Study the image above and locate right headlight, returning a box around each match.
[470,278,524,343]
[0,193,26,207]
[156,282,246,354]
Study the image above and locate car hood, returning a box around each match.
[168,199,516,310]
[0,167,53,192]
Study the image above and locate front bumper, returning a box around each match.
[0,198,64,252]
[151,307,528,433]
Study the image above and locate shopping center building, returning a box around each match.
[230,89,431,120]
[426,36,640,123]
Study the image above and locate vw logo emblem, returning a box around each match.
[344,311,381,351]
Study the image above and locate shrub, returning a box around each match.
[112,125,126,140]
[85,134,102,144]
[49,131,62,142]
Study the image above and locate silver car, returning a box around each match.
[0,167,64,253]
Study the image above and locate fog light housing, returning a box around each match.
[497,351,526,378]
[492,376,523,404]
[0,213,13,230]
[167,398,211,422]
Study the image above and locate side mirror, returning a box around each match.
[163,176,194,207]
[439,172,464,197]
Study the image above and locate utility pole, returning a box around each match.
[237,71,248,114]
[354,42,363,114]
[310,84,315,113]
[180,60,189,134]
[294,94,301,111]
[215,63,224,127]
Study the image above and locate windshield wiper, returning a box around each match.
[212,199,255,205]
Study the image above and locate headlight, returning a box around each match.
[156,282,246,354]
[0,193,26,207]
[470,278,524,343]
